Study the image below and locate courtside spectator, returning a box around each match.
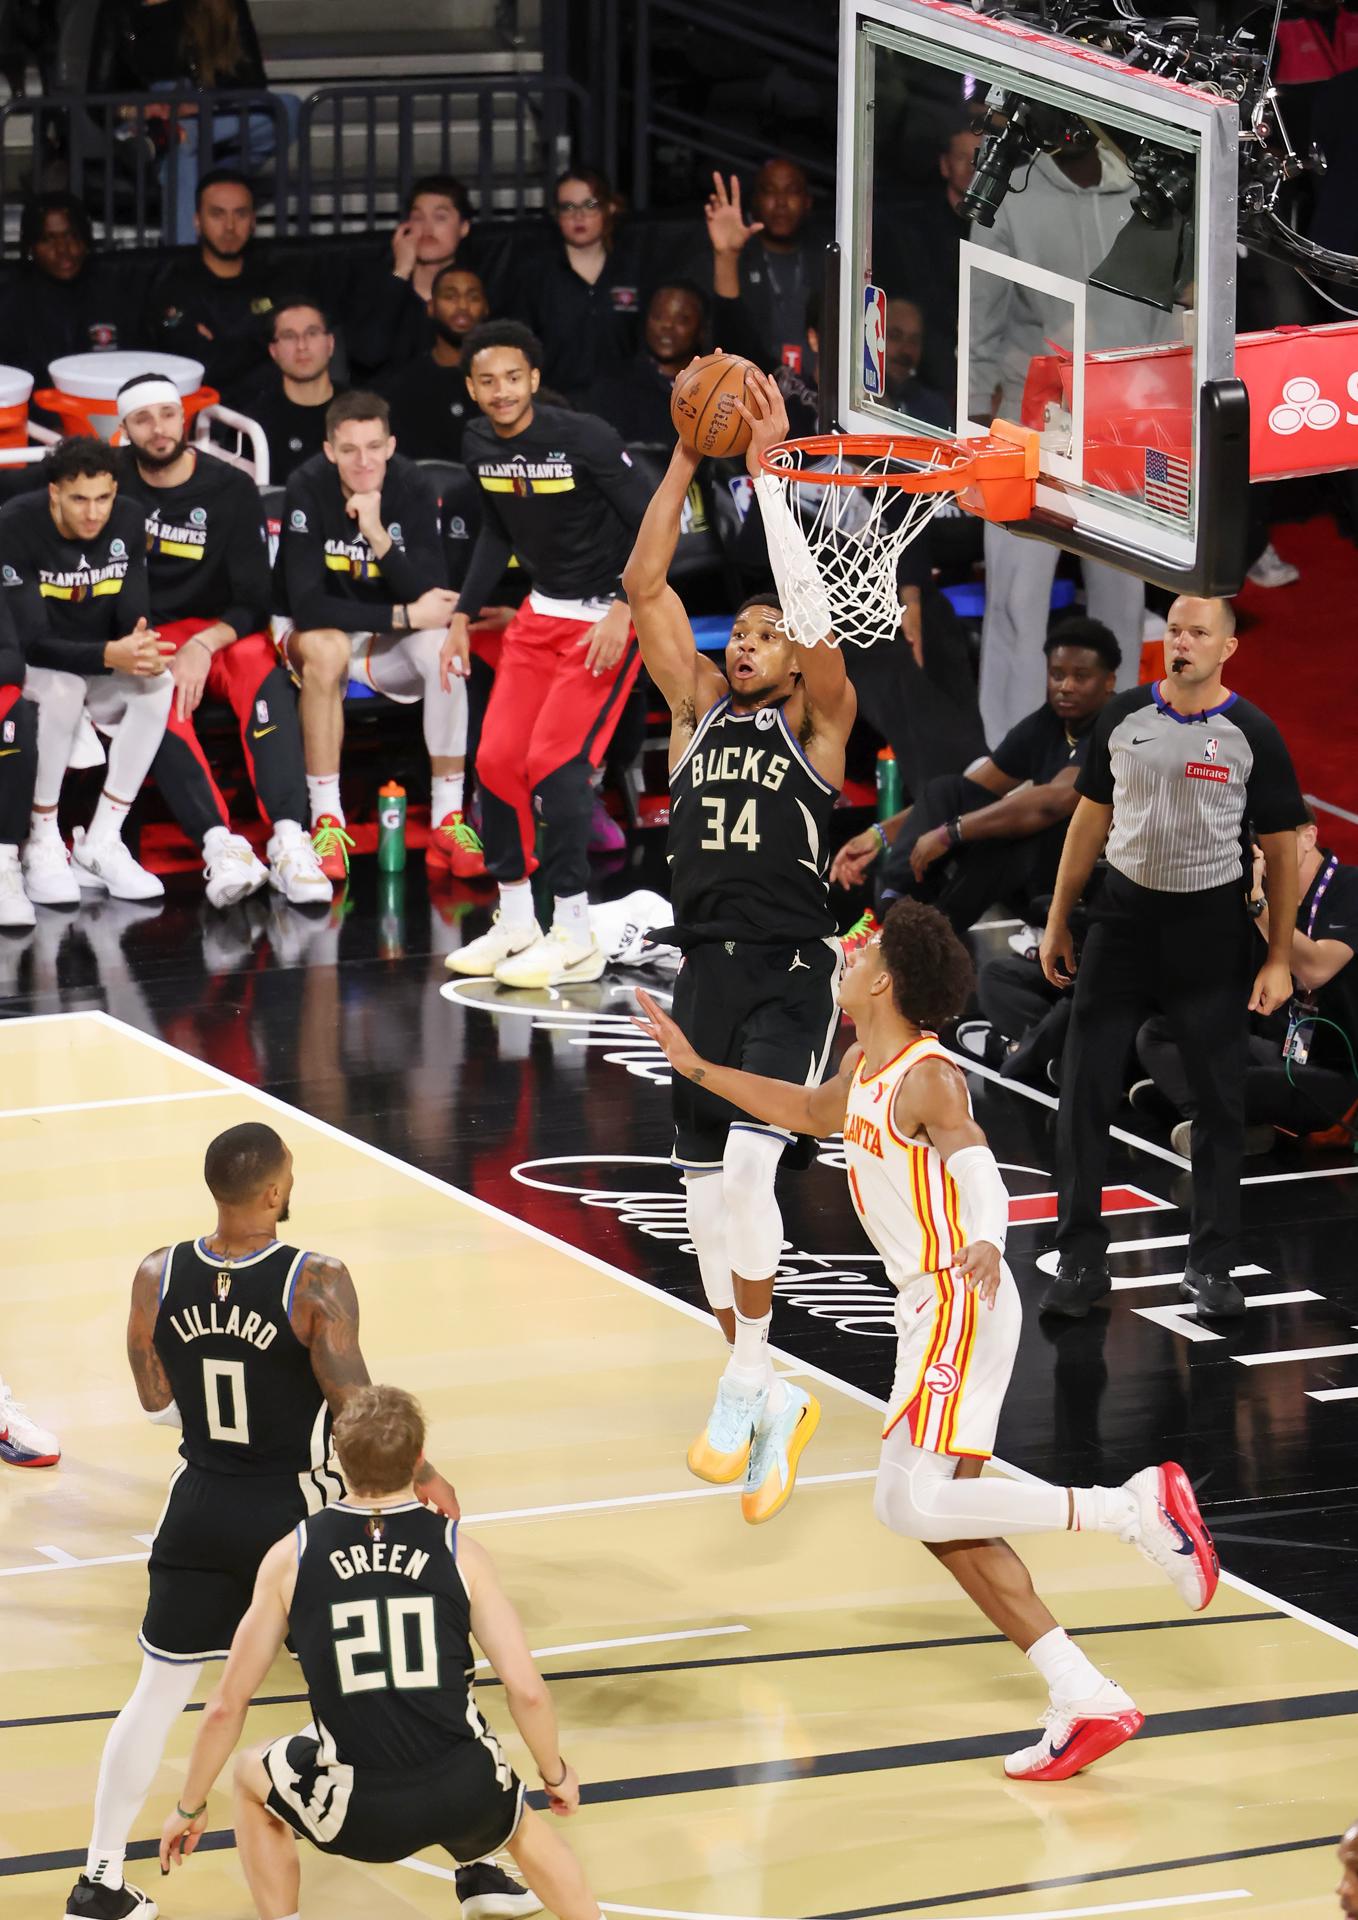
[243,298,340,482]
[511,169,644,402]
[117,372,331,906]
[90,0,295,245]
[347,174,476,378]
[882,295,950,426]
[145,168,285,402]
[830,620,1120,936]
[1135,810,1358,1154]
[278,390,483,884]
[0,196,142,403]
[586,281,707,442]
[874,119,981,395]
[442,321,648,989]
[3,438,172,906]
[702,160,819,375]
[380,265,489,461]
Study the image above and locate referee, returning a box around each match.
[1039,595,1305,1320]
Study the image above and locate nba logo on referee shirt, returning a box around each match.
[1204,738,1218,761]
[863,285,887,397]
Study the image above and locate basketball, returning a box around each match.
[671,353,756,458]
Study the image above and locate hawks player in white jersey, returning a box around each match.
[636,899,1221,1781]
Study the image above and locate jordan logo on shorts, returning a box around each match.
[788,949,809,972]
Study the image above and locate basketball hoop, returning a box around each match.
[756,422,1041,649]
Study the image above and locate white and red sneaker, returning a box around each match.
[1123,1462,1220,1611]
[0,1377,60,1467]
[427,811,487,880]
[1005,1680,1143,1781]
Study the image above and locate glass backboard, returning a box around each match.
[836,0,1249,593]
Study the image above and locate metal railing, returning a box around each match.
[0,73,593,246]
[607,0,837,208]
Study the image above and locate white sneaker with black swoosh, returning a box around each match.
[1004,1680,1143,1781]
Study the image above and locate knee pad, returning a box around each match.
[873,1441,958,1542]
[720,1128,786,1281]
[683,1170,733,1313]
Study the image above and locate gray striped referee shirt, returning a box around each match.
[1076,684,1305,893]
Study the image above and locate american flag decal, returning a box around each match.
[1144,446,1191,518]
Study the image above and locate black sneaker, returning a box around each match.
[1039,1265,1112,1318]
[1180,1266,1246,1318]
[65,1877,158,1919]
[454,1860,543,1920]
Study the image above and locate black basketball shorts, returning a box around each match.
[262,1727,525,1865]
[670,935,842,1168]
[140,1463,315,1662]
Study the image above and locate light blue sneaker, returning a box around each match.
[687,1376,767,1484]
[741,1383,821,1524]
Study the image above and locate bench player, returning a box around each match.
[634,899,1220,1780]
[158,1384,600,1920]
[621,367,856,1524]
[64,1123,531,1920]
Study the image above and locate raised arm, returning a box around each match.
[634,988,853,1137]
[289,1253,459,1517]
[128,1250,177,1416]
[459,1533,581,1815]
[620,430,722,719]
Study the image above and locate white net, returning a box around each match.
[760,438,970,649]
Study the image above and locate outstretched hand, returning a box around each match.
[632,988,702,1082]
[733,366,791,477]
[705,172,764,255]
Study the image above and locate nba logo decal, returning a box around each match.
[1204,737,1218,761]
[2,719,12,744]
[255,700,269,725]
[863,285,887,398]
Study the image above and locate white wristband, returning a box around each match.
[146,1399,182,1428]
[945,1145,1009,1255]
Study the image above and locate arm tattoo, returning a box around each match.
[690,1066,706,1084]
[128,1252,174,1411]
[291,1253,372,1411]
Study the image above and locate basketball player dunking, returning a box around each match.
[67,1124,533,1920]
[622,368,857,1524]
[159,1385,601,1920]
[635,901,1221,1780]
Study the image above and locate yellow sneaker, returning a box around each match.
[687,1376,766,1484]
[741,1384,821,1524]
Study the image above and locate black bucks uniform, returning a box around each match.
[141,1238,341,1663]
[666,692,842,1167]
[262,1502,524,1864]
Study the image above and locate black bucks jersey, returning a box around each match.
[153,1239,333,1490]
[667,694,837,944]
[289,1502,506,1772]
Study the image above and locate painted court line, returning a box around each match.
[0,1087,236,1123]
[8,1009,1358,1673]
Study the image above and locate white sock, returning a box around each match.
[88,790,132,844]
[29,811,61,843]
[553,891,591,940]
[272,818,304,843]
[1025,1626,1108,1706]
[499,881,535,931]
[87,1653,203,1887]
[203,824,231,857]
[431,773,465,822]
[726,1307,771,1391]
[1071,1484,1138,1535]
[306,774,343,826]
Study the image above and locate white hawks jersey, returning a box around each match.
[841,1035,968,1288]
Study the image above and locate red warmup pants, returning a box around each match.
[475,602,640,896]
[154,616,309,843]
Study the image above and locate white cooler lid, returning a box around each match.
[0,365,33,407]
[48,351,205,401]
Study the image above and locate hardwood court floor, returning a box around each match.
[0,1010,1353,1919]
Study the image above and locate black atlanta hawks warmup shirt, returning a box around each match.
[1054,680,1305,1279]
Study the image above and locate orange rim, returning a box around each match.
[758,422,1042,522]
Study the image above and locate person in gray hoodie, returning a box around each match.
[965,137,1183,742]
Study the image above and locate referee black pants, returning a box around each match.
[1056,869,1253,1275]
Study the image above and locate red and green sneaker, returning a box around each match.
[841,907,880,961]
[427,811,487,880]
[310,814,354,883]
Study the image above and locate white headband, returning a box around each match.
[118,377,183,422]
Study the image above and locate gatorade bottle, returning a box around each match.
[377,781,406,872]
[876,747,901,821]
